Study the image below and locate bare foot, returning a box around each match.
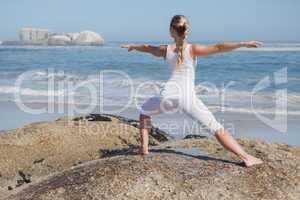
[139,148,149,156]
[243,155,263,167]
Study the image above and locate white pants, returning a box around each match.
[139,77,223,134]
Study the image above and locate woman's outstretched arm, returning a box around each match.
[192,41,262,57]
[121,44,167,58]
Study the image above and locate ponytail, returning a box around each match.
[170,15,189,66]
[176,38,185,65]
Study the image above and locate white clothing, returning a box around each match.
[139,44,223,134]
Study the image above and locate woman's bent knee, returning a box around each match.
[214,128,225,136]
[140,113,151,121]
[214,128,233,138]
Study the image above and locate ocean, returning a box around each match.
[0,42,299,145]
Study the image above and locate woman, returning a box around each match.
[122,15,263,167]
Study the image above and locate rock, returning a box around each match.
[72,113,172,142]
[65,33,80,41]
[18,171,31,184]
[48,35,71,46]
[19,28,49,45]
[1,115,299,200]
[3,28,104,46]
[6,140,300,200]
[0,113,170,198]
[73,30,104,45]
[184,134,208,139]
[33,158,45,164]
[15,180,24,188]
[15,171,31,188]
[73,114,112,122]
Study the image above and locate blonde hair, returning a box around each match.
[170,15,190,65]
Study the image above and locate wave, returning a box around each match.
[198,90,300,106]
[128,80,217,95]
[0,86,65,96]
[0,76,299,117]
[12,70,147,86]
[20,70,84,82]
[1,80,299,102]
[222,107,300,116]
[5,98,300,116]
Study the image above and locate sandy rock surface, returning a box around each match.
[0,114,169,198]
[1,114,299,200]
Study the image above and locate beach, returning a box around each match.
[0,42,300,199]
[1,0,300,198]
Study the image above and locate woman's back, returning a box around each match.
[165,43,197,82]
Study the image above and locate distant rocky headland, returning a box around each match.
[0,114,299,199]
[0,28,104,46]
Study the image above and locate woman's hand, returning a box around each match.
[241,41,263,48]
[121,44,134,52]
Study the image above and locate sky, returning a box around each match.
[0,0,299,42]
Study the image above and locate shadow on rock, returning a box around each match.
[99,145,244,167]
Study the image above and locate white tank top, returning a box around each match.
[159,44,197,97]
[166,44,197,69]
[165,44,197,82]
